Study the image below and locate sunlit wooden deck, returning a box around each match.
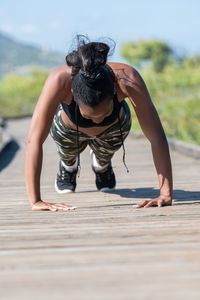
[0,118,200,300]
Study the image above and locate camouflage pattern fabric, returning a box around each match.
[50,101,132,166]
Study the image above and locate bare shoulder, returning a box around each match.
[46,64,72,90]
[107,62,144,98]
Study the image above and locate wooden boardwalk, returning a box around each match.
[0,118,200,300]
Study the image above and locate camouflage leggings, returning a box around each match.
[50,101,132,166]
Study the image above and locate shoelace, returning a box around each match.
[118,112,129,173]
[61,170,76,181]
[96,168,112,184]
[75,103,81,177]
[96,174,102,182]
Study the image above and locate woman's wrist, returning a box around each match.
[159,194,173,202]
[29,198,43,207]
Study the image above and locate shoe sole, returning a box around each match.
[99,186,116,192]
[54,179,75,194]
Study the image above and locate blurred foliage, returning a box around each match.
[122,41,200,145]
[0,69,48,117]
[0,39,200,146]
[121,40,176,72]
[141,61,200,145]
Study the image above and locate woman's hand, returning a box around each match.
[31,200,77,212]
[135,195,172,208]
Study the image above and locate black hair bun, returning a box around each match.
[66,35,115,78]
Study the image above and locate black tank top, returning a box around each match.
[61,93,123,128]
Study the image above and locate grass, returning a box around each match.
[127,61,200,145]
[0,69,48,117]
[0,62,200,145]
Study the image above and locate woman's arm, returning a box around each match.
[25,68,76,211]
[118,64,173,208]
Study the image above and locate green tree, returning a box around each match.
[121,40,174,72]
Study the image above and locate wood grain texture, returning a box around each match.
[0,118,200,300]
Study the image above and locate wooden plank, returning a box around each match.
[0,118,200,300]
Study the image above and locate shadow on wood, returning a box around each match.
[0,139,20,172]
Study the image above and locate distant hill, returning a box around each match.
[0,32,65,79]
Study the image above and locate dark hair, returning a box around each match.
[66,35,116,107]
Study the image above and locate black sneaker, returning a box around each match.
[55,161,78,193]
[92,163,116,192]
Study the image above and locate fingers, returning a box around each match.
[49,206,57,212]
[136,200,149,208]
[32,202,77,212]
[52,203,77,210]
[49,204,77,211]
[144,200,161,208]
[135,199,164,208]
[157,199,163,208]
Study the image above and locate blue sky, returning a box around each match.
[1,0,200,62]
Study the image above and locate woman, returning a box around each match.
[25,36,173,211]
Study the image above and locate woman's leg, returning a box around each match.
[50,107,88,166]
[89,101,132,191]
[89,101,132,166]
[50,107,88,193]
